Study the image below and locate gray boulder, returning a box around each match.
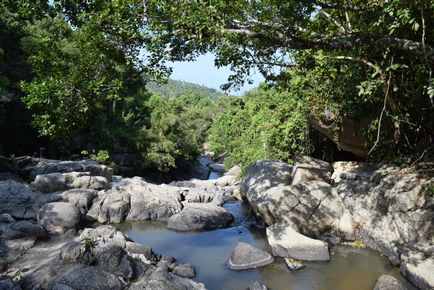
[59,241,94,265]
[65,172,110,190]
[167,203,234,231]
[128,267,206,290]
[227,242,274,270]
[14,156,113,180]
[94,245,133,279]
[0,180,44,219]
[38,202,81,233]
[256,181,353,240]
[87,178,183,223]
[172,263,195,278]
[32,173,67,193]
[87,190,130,223]
[182,187,226,205]
[31,172,110,193]
[126,241,158,264]
[79,226,131,249]
[373,275,407,290]
[266,223,330,261]
[1,220,47,240]
[333,161,433,270]
[127,181,183,221]
[240,159,293,212]
[48,265,124,290]
[400,250,434,290]
[291,155,333,185]
[62,188,97,214]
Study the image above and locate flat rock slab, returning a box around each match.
[266,223,330,261]
[228,242,274,270]
[167,203,234,231]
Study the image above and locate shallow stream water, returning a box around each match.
[117,201,416,290]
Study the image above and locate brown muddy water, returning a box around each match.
[117,202,416,290]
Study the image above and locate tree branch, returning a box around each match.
[222,27,434,62]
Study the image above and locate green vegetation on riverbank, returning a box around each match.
[1,0,433,177]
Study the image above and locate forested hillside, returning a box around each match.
[146,80,223,100]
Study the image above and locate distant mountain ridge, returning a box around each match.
[146,79,223,99]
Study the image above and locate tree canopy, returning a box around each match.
[1,0,433,175]
[144,0,434,160]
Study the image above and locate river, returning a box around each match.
[117,164,416,290]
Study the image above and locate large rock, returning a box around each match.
[87,178,184,223]
[400,250,434,290]
[38,202,81,233]
[0,180,44,219]
[62,188,97,214]
[94,245,133,279]
[266,223,330,261]
[167,203,234,231]
[182,187,226,205]
[334,161,433,267]
[14,156,113,180]
[126,181,183,221]
[128,266,206,290]
[172,263,195,278]
[291,155,333,185]
[170,176,237,190]
[31,173,67,193]
[373,274,407,290]
[48,265,124,290]
[87,190,130,223]
[252,180,353,240]
[227,242,274,270]
[240,160,292,212]
[1,220,47,240]
[31,172,110,193]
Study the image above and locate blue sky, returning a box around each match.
[169,53,264,95]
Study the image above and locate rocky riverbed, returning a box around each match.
[0,155,432,290]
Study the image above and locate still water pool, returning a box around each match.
[117,202,416,290]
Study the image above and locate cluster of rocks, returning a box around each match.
[1,153,432,290]
[0,156,240,289]
[238,156,433,290]
[2,226,205,290]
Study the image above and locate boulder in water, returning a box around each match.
[227,242,274,270]
[266,223,330,261]
[373,274,407,290]
[173,263,195,278]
